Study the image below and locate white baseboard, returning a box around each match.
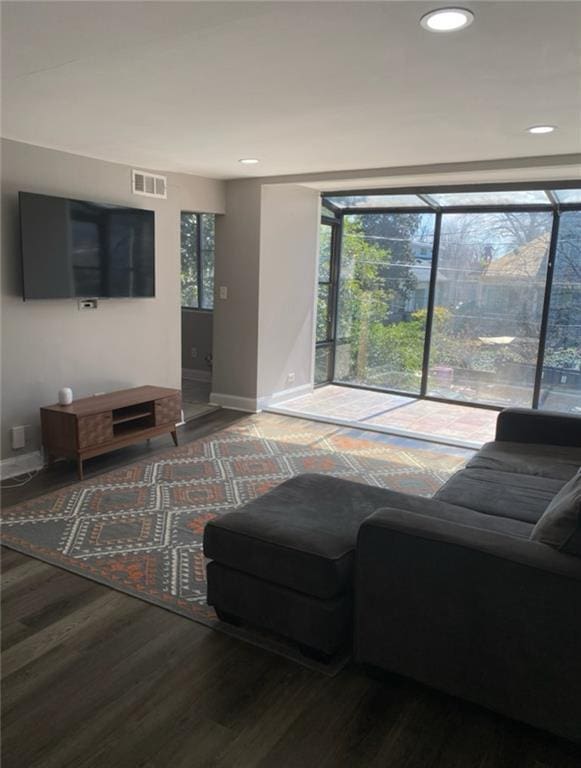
[210,383,313,414]
[0,449,44,481]
[182,368,212,383]
[256,383,313,410]
[209,393,259,412]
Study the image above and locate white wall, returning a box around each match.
[211,180,262,407]
[211,181,321,411]
[181,309,213,375]
[257,184,320,404]
[1,139,225,460]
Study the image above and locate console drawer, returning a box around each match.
[155,394,181,426]
[78,413,113,449]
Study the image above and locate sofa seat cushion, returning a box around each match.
[204,474,402,599]
[467,441,581,481]
[435,468,566,524]
[531,470,581,556]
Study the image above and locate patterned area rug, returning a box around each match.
[1,413,471,672]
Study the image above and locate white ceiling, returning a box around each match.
[2,1,580,180]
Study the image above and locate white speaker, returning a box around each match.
[58,387,73,406]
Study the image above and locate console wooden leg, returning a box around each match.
[171,430,178,447]
[77,457,84,480]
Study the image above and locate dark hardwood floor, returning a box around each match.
[2,410,580,767]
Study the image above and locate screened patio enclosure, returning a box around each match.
[316,184,581,414]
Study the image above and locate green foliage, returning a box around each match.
[363,307,475,387]
[368,310,426,373]
[337,214,438,383]
[180,213,216,309]
[181,213,198,308]
[316,289,329,342]
[200,214,215,309]
[544,347,581,371]
[339,216,393,320]
[318,224,332,282]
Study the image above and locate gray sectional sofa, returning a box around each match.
[204,408,581,742]
[356,408,581,743]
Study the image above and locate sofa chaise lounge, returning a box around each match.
[203,408,581,741]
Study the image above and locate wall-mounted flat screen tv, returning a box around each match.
[19,192,155,299]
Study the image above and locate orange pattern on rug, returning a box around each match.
[1,413,471,660]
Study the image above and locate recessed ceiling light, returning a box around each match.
[239,158,259,165]
[527,125,556,134]
[420,7,474,32]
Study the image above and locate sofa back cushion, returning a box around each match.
[466,441,581,481]
[531,470,581,556]
[434,467,563,524]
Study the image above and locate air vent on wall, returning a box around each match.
[132,169,167,199]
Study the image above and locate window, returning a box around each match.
[181,212,215,309]
[325,194,429,209]
[540,211,581,412]
[314,221,339,385]
[319,184,581,413]
[429,190,549,207]
[335,212,435,393]
[427,211,552,407]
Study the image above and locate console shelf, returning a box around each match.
[113,403,155,426]
[112,409,154,426]
[41,385,181,479]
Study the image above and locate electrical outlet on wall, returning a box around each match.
[78,299,98,310]
[219,286,228,300]
[11,426,26,450]
[287,372,295,384]
[191,347,198,359]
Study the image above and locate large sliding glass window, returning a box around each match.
[335,212,435,393]
[427,211,552,407]
[540,211,581,412]
[322,186,581,414]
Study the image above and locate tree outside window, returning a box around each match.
[181,212,215,309]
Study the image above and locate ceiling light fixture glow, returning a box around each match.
[420,7,474,32]
[527,125,556,134]
[239,158,260,164]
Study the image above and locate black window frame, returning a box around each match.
[321,181,581,412]
[315,214,341,386]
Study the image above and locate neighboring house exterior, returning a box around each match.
[481,233,549,327]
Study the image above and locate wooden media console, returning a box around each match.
[41,386,181,479]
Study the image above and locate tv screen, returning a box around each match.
[19,192,155,299]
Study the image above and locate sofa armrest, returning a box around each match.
[361,495,535,538]
[355,507,581,741]
[495,407,581,447]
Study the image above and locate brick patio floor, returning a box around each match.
[271,385,498,445]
